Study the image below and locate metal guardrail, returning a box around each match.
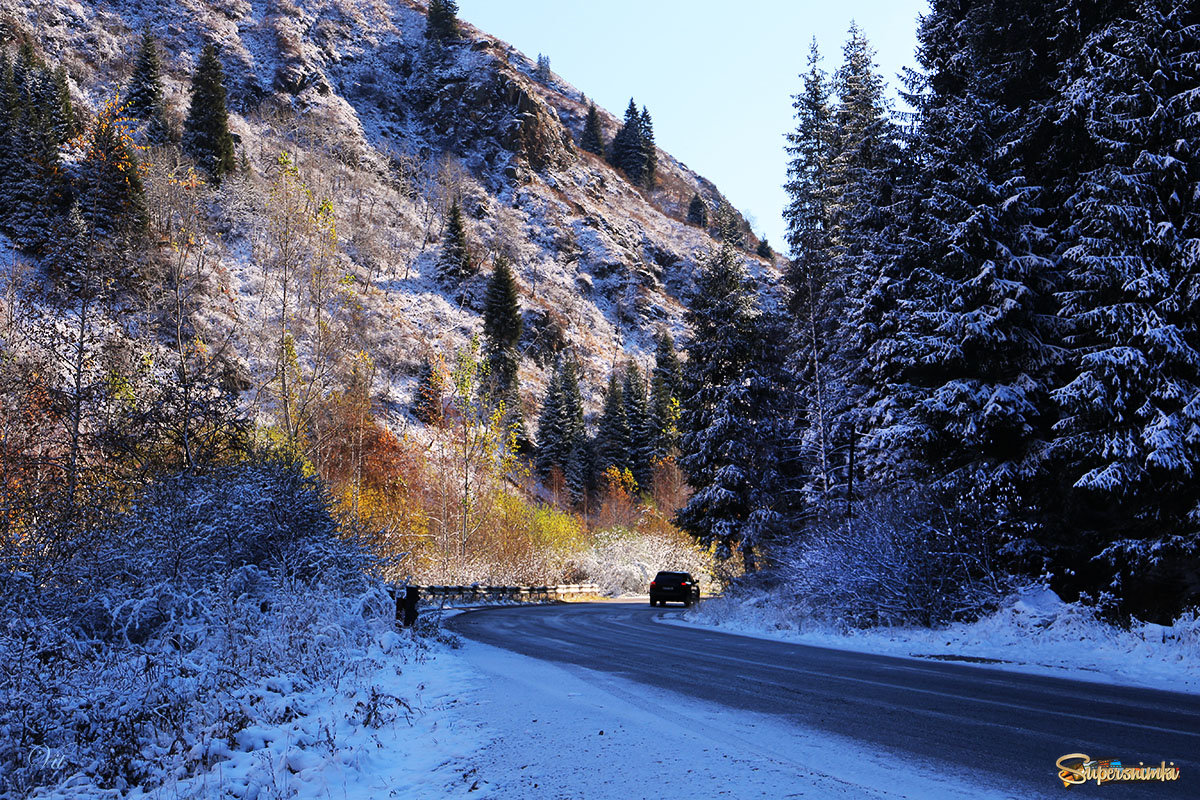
[413,584,602,603]
[386,583,602,628]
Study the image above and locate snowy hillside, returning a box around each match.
[2,0,773,415]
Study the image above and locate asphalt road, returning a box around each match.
[449,601,1199,799]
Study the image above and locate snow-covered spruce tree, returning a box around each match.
[596,369,631,477]
[437,201,474,285]
[820,23,904,482]
[676,231,793,570]
[609,98,645,185]
[638,106,657,189]
[622,361,654,492]
[127,26,172,143]
[687,193,708,228]
[0,50,21,227]
[713,201,745,248]
[75,96,148,244]
[540,357,566,482]
[559,357,592,504]
[0,51,13,220]
[535,357,565,479]
[0,46,71,251]
[183,44,235,181]
[565,434,594,507]
[649,331,683,460]
[51,65,75,142]
[426,0,460,42]
[780,29,903,517]
[1049,0,1200,621]
[482,254,522,396]
[864,2,1061,537]
[580,103,606,156]
[536,354,590,501]
[535,53,552,83]
[784,39,831,268]
[756,239,774,260]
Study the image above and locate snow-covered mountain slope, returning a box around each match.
[5,0,775,415]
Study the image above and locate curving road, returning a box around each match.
[449,601,1199,799]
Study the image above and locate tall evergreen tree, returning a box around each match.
[865,3,1060,513]
[0,50,19,228]
[782,38,839,509]
[535,361,565,479]
[12,42,37,99]
[128,27,172,143]
[482,255,523,394]
[622,362,653,491]
[183,44,235,181]
[649,331,683,460]
[76,96,148,242]
[0,50,13,179]
[1047,0,1200,620]
[580,103,606,156]
[712,202,745,248]
[534,54,552,83]
[638,106,657,189]
[677,237,792,569]
[596,369,631,476]
[822,23,903,406]
[559,357,591,503]
[784,39,831,269]
[51,66,75,143]
[536,354,590,502]
[437,201,474,285]
[687,193,708,228]
[0,47,69,250]
[426,0,460,42]
[783,27,903,513]
[564,426,593,505]
[610,98,645,185]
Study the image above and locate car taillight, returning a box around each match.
[650,581,656,587]
[680,581,689,586]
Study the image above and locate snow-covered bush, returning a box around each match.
[778,492,1009,628]
[569,522,717,596]
[0,459,399,799]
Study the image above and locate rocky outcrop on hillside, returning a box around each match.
[2,0,775,416]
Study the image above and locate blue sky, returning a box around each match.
[457,1,930,252]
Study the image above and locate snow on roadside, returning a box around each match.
[96,634,480,800]
[668,586,1200,694]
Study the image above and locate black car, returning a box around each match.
[649,571,700,607]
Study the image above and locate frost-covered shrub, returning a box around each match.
[569,525,716,597]
[117,459,370,588]
[779,492,1008,628]
[0,460,395,799]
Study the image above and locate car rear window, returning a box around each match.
[654,572,689,582]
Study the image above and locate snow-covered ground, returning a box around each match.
[666,586,1200,694]
[103,631,481,800]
